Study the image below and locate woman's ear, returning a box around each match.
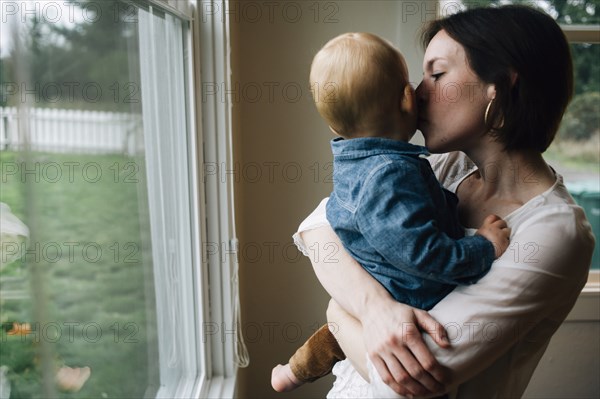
[486,84,497,101]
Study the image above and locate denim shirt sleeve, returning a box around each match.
[355,161,496,285]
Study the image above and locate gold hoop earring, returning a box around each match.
[483,98,495,125]
[484,98,495,125]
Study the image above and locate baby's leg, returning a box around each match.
[271,324,346,392]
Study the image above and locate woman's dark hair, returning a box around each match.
[421,5,573,153]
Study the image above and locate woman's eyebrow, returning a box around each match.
[425,57,444,70]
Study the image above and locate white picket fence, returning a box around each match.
[0,107,143,155]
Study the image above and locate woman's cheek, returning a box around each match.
[422,126,446,152]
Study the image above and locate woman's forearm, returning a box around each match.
[299,225,393,320]
[326,299,370,381]
[300,225,450,397]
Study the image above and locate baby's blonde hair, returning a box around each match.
[309,32,408,137]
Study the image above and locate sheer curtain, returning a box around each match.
[137,7,203,398]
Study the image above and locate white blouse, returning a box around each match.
[293,151,595,398]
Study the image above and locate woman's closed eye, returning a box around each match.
[431,72,445,82]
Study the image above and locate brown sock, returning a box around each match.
[289,324,346,383]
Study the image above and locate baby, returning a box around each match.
[271,33,510,392]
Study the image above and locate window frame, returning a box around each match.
[191,0,240,395]
[559,22,600,293]
[146,0,240,397]
[136,4,206,398]
[560,24,600,43]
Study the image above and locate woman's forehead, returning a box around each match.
[423,30,464,69]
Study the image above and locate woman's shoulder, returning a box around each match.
[511,175,592,233]
[504,177,595,277]
[427,152,476,192]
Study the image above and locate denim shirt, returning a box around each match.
[326,137,495,310]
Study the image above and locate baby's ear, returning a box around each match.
[328,126,342,137]
[400,84,416,116]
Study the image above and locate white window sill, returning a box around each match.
[567,271,600,321]
[203,375,237,399]
[584,270,600,293]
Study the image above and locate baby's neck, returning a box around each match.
[343,130,410,142]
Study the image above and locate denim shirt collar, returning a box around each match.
[330,137,430,158]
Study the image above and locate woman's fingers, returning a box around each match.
[393,346,445,395]
[363,303,450,397]
[375,352,425,397]
[414,309,450,348]
[373,326,446,395]
[405,337,451,388]
[413,310,451,385]
[370,354,407,396]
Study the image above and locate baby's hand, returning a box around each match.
[476,214,511,258]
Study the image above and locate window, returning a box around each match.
[0,1,241,397]
[551,28,600,283]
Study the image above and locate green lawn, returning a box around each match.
[1,150,155,398]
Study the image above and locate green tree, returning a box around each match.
[0,58,12,107]
[0,0,140,111]
[559,92,600,140]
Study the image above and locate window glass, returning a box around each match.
[551,42,600,271]
[0,1,197,397]
[549,42,600,186]
[449,0,599,24]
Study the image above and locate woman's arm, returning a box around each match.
[326,299,369,381]
[300,226,451,397]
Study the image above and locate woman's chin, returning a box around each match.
[417,122,431,139]
[420,128,453,153]
[419,128,433,147]
[423,137,447,154]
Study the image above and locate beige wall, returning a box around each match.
[230,1,432,396]
[229,1,599,397]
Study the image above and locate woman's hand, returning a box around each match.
[302,225,451,396]
[360,298,452,396]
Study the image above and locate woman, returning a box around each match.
[294,5,595,398]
